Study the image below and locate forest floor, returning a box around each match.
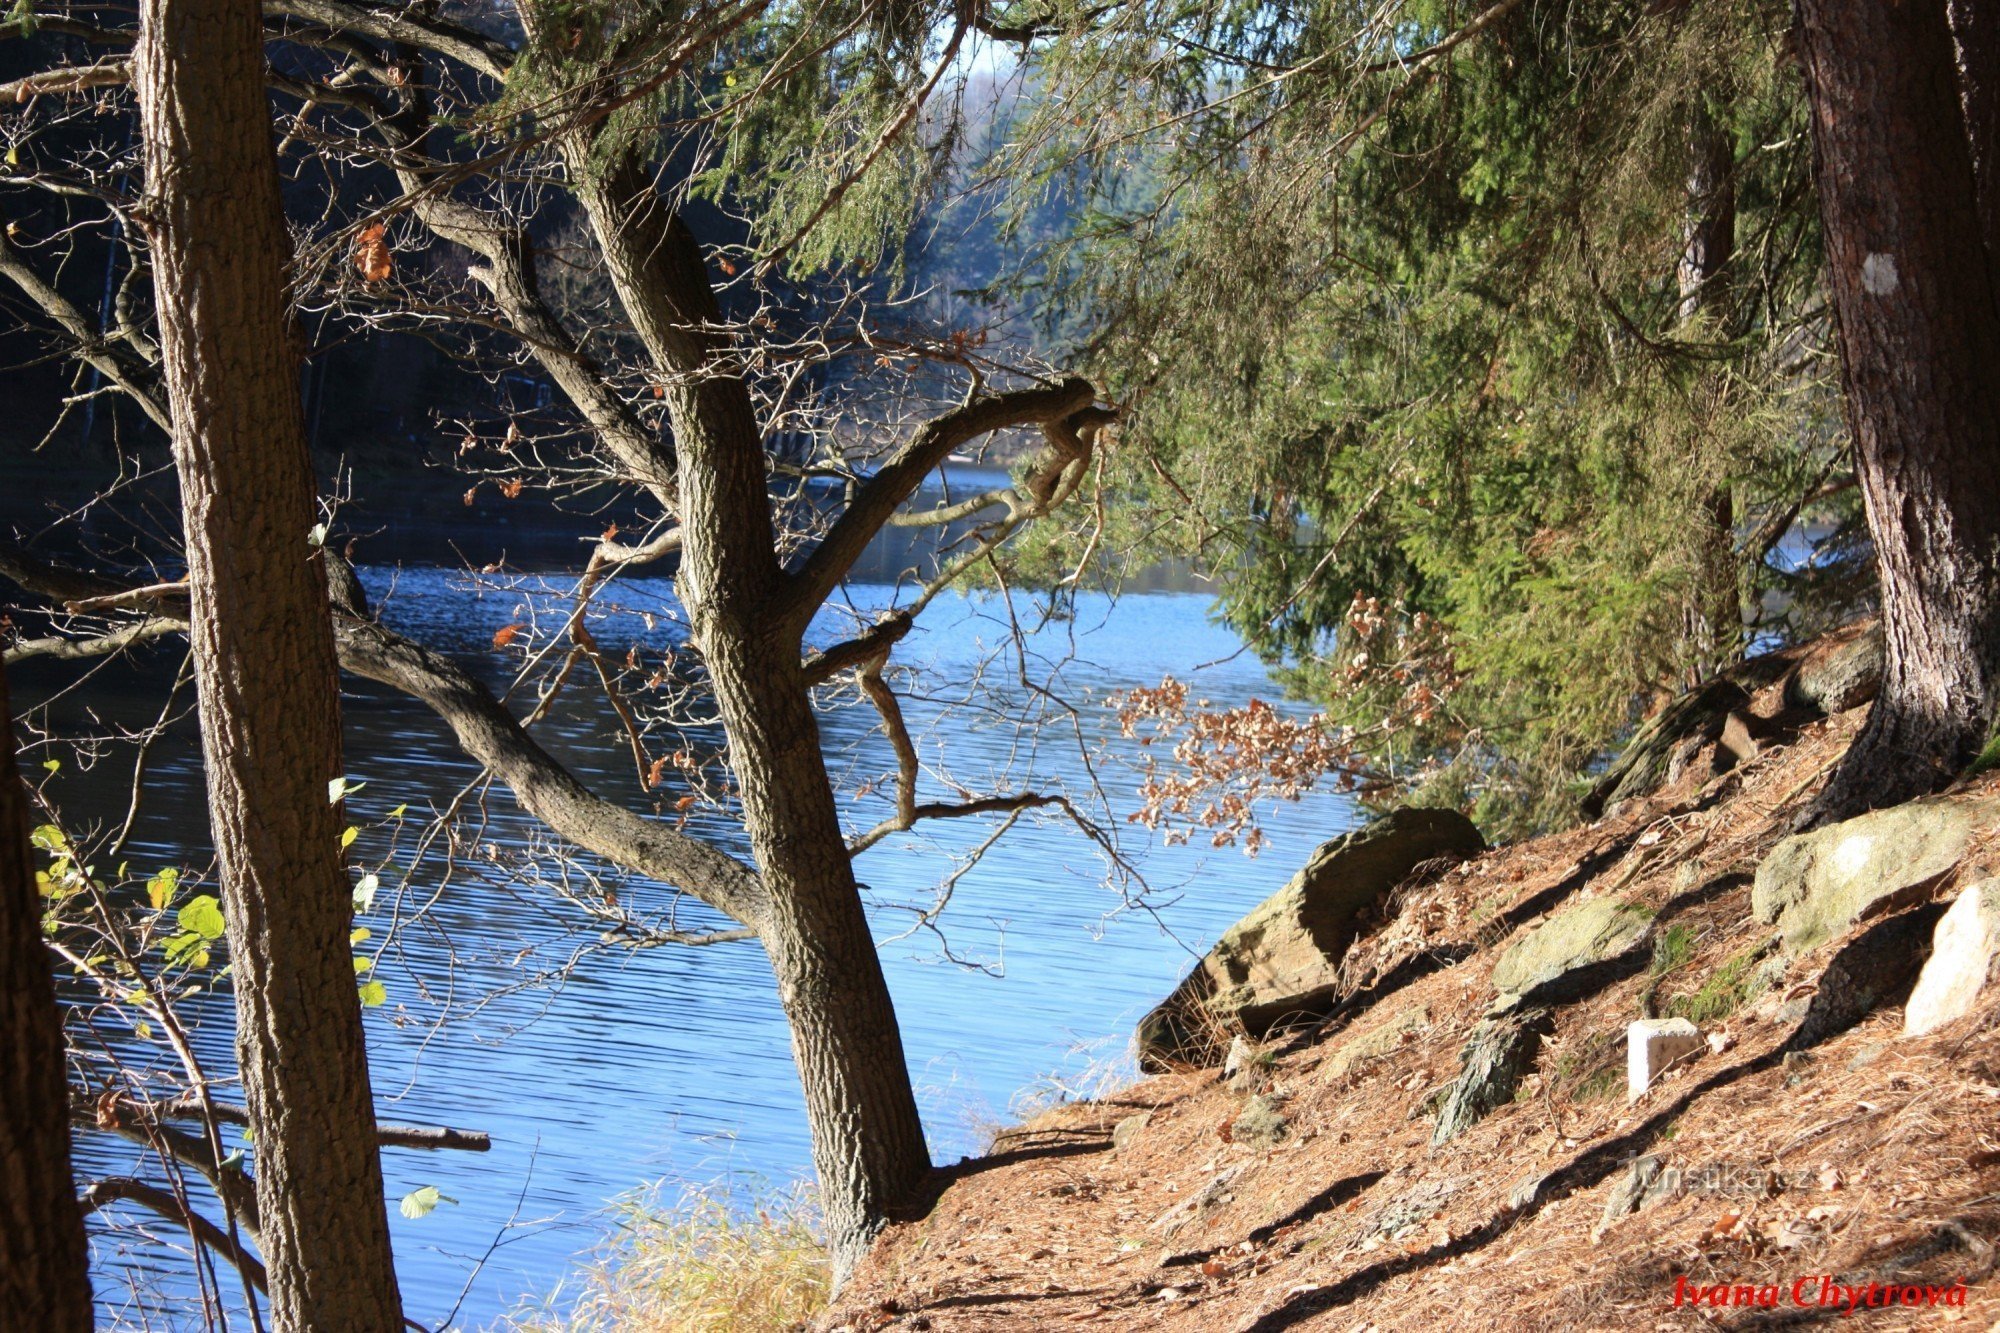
[818,690,2000,1330]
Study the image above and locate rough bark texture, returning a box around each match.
[567,149,932,1280]
[134,0,405,1320]
[1678,104,1742,684]
[0,668,93,1329]
[1796,0,2000,820]
[1951,0,2000,269]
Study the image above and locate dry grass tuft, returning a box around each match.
[526,1181,829,1333]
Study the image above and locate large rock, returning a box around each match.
[1490,895,1653,1006]
[1136,808,1484,1069]
[1905,880,2000,1037]
[1752,794,2000,954]
[1785,622,1883,716]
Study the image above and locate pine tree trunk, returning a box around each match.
[1678,107,1741,684]
[1796,0,2000,820]
[0,668,93,1328]
[134,0,405,1322]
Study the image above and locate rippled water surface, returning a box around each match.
[39,546,1358,1328]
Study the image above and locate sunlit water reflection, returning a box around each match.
[37,552,1358,1328]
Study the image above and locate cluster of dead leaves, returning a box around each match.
[353,222,391,284]
[1696,1202,1846,1256]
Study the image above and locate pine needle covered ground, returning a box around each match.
[819,694,2000,1330]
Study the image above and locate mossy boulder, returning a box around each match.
[1490,895,1654,1006]
[1136,808,1484,1069]
[1752,794,2000,954]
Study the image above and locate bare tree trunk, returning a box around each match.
[1796,0,2000,820]
[1677,105,1742,685]
[134,0,405,1321]
[568,160,931,1281]
[0,667,93,1328]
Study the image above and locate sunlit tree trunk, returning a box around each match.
[134,0,405,1320]
[0,667,92,1328]
[1796,0,2000,819]
[570,159,932,1284]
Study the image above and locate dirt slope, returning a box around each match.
[821,687,2000,1331]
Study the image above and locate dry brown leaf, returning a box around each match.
[354,222,392,283]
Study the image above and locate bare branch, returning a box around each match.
[0,58,132,101]
[787,377,1098,616]
[83,1178,269,1297]
[158,1097,492,1152]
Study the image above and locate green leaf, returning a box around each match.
[163,932,210,969]
[350,926,371,945]
[353,872,380,914]
[177,894,225,941]
[358,979,387,1008]
[132,1020,152,1040]
[307,522,330,548]
[399,1185,455,1219]
[353,956,373,975]
[40,758,59,773]
[387,804,408,820]
[146,867,180,911]
[29,824,66,853]
[340,826,359,850]
[328,776,366,803]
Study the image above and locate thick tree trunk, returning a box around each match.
[0,668,93,1328]
[134,0,405,1322]
[698,632,934,1283]
[1796,0,2000,820]
[568,157,931,1280]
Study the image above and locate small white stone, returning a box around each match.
[1628,1017,1704,1100]
[1904,880,2000,1037]
[1861,252,1899,295]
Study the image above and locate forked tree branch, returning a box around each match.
[787,376,1099,616]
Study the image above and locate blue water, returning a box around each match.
[51,567,1358,1329]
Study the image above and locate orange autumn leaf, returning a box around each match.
[354,222,392,283]
[673,794,698,811]
[491,623,522,649]
[601,522,620,541]
[499,477,525,499]
[645,755,669,789]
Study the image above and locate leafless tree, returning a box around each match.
[2,0,1115,1280]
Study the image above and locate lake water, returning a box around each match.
[28,516,1359,1329]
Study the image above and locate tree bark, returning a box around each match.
[134,0,405,1320]
[566,150,932,1280]
[0,667,93,1328]
[1950,0,2000,269]
[1677,104,1742,685]
[1796,0,2000,821]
